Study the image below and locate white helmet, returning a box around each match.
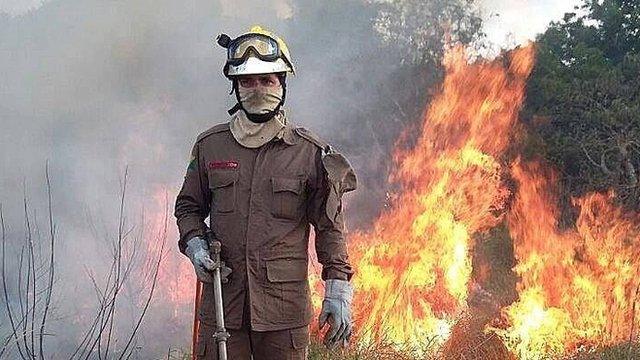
[227,56,291,76]
[217,25,295,77]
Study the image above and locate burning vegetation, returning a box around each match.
[347,44,533,350]
[496,160,640,358]
[308,43,640,359]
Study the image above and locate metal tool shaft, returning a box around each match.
[209,239,230,360]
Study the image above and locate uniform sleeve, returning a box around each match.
[307,148,356,281]
[174,141,211,254]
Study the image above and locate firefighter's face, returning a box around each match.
[236,73,283,115]
[237,74,280,89]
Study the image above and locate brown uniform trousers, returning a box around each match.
[175,117,356,359]
[196,322,309,359]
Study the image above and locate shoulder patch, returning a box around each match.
[294,127,329,151]
[321,150,357,223]
[196,122,230,142]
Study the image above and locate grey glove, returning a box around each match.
[185,236,216,283]
[318,279,353,348]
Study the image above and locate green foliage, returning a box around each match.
[525,0,640,209]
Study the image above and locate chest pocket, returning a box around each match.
[271,177,305,220]
[209,170,238,214]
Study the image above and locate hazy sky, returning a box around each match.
[481,0,582,46]
[1,0,582,47]
[0,0,47,16]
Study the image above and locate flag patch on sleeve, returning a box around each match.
[187,154,197,171]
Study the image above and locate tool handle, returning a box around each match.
[206,230,229,359]
[212,266,229,359]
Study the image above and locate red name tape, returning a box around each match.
[208,160,239,169]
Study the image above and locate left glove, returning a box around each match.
[318,279,353,348]
[185,236,216,283]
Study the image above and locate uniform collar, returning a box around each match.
[228,109,298,147]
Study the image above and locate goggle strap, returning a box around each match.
[217,33,231,49]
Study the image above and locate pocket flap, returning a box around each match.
[271,177,303,195]
[266,259,307,282]
[210,170,237,189]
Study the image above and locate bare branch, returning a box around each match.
[23,193,36,360]
[39,162,56,360]
[1,202,28,360]
[104,166,128,359]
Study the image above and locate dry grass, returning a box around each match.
[168,341,640,359]
[309,340,422,360]
[307,342,640,360]
[569,343,640,360]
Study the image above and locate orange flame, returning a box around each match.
[144,187,194,319]
[346,44,535,349]
[495,160,640,358]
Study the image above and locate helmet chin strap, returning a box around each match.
[227,74,287,123]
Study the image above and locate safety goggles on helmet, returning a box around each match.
[225,33,282,66]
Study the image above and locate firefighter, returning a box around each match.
[175,26,356,359]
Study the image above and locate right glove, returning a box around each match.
[318,279,354,349]
[185,236,216,283]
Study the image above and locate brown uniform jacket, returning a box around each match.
[174,119,356,331]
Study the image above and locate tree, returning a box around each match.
[370,0,484,66]
[524,0,640,210]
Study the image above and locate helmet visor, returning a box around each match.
[228,34,279,62]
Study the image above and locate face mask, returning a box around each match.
[237,85,283,114]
